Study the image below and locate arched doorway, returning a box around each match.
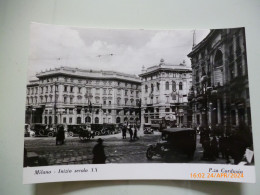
[77,117,81,124]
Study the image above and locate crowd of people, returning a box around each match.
[199,122,254,164]
[121,124,139,141]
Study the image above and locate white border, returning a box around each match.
[23,163,255,184]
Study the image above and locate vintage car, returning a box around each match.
[146,127,197,160]
[143,125,154,134]
[30,123,56,137]
[78,125,95,140]
[91,124,116,136]
[66,124,82,137]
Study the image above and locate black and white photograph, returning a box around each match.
[23,23,255,183]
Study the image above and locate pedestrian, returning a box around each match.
[211,136,219,158]
[56,125,65,145]
[92,138,106,164]
[218,134,226,159]
[133,125,138,140]
[128,125,133,141]
[122,125,127,139]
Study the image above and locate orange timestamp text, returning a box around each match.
[190,172,244,179]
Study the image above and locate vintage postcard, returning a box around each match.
[23,23,255,183]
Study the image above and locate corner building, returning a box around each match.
[139,59,192,129]
[25,67,141,125]
[187,28,251,133]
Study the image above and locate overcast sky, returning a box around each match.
[28,23,209,81]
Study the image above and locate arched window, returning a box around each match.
[172,81,176,91]
[124,117,128,122]
[214,50,223,67]
[179,82,183,90]
[95,117,99,124]
[165,81,169,90]
[145,85,148,93]
[77,117,81,124]
[116,117,121,123]
[85,116,91,123]
[49,116,52,124]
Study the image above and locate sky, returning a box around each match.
[28,23,210,81]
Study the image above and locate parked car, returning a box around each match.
[146,127,196,160]
[78,125,95,140]
[144,128,154,134]
[66,124,83,137]
[30,123,56,137]
[91,124,116,136]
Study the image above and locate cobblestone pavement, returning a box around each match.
[24,131,227,166]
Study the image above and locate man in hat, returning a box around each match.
[92,138,106,164]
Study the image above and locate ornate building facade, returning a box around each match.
[139,59,192,129]
[187,28,251,133]
[25,67,141,125]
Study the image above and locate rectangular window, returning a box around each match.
[70,86,73,93]
[125,90,128,96]
[63,117,66,123]
[64,86,67,92]
[69,117,72,124]
[69,109,73,114]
